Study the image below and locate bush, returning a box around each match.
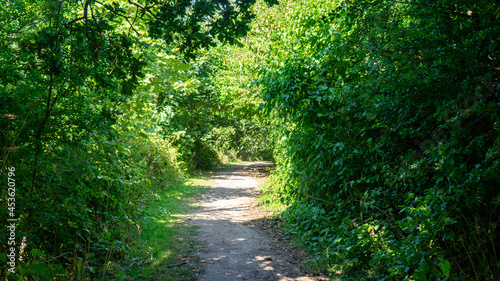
[259,0,500,279]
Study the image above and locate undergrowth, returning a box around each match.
[1,90,187,279]
[109,176,210,280]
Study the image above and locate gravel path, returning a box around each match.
[190,162,325,281]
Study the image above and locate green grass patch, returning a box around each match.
[257,177,289,215]
[257,191,288,215]
[109,176,211,280]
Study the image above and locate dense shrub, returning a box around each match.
[1,90,184,278]
[258,0,500,279]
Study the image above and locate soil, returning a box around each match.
[189,162,327,281]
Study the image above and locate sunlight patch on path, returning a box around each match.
[191,162,319,281]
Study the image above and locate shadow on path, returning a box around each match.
[190,162,321,281]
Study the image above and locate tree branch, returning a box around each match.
[128,0,157,11]
[64,16,85,26]
[7,16,37,38]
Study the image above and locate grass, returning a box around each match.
[257,191,288,215]
[109,175,212,280]
[108,161,271,280]
[256,177,289,216]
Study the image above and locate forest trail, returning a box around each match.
[190,162,323,281]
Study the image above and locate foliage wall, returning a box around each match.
[257,0,500,279]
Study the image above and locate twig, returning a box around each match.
[45,252,73,263]
[166,261,187,268]
[7,16,37,37]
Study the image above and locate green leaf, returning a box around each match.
[27,263,48,273]
[31,249,46,257]
[18,265,27,276]
[440,259,451,278]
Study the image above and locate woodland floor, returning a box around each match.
[188,162,328,281]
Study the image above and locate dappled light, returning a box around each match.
[191,162,322,281]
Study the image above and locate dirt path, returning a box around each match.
[190,162,325,281]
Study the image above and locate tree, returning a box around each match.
[0,0,276,277]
